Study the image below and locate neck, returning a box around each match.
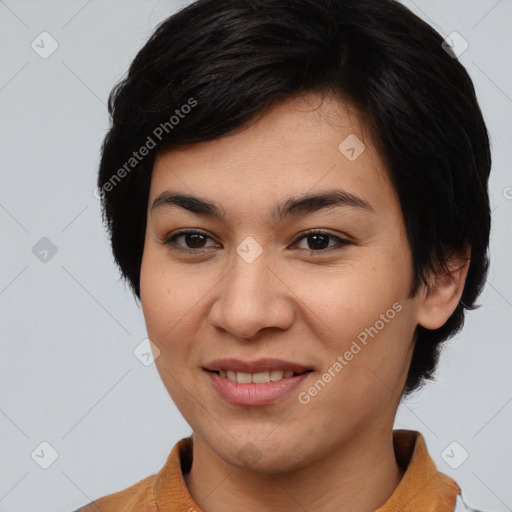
[183,426,404,512]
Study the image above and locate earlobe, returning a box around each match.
[416,247,471,330]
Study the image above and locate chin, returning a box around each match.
[211,433,318,474]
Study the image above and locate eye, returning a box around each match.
[162,229,219,253]
[291,229,352,254]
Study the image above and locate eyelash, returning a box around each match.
[161,228,352,256]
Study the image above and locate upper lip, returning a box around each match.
[203,358,312,374]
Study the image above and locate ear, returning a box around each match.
[416,246,471,330]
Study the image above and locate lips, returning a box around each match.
[205,369,312,406]
[203,358,313,405]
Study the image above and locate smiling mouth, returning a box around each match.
[206,369,313,384]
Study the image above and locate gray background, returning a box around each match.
[0,1,510,511]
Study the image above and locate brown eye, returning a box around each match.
[293,230,352,254]
[164,230,219,252]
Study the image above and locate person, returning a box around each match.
[76,0,492,510]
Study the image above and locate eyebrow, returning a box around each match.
[151,189,375,222]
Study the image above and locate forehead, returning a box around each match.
[149,92,395,216]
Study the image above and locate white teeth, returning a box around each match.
[270,370,284,381]
[252,371,270,383]
[236,372,252,384]
[218,369,301,383]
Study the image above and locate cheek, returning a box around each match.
[140,252,200,406]
[297,314,412,435]
[139,248,221,398]
[289,258,414,398]
[140,248,203,341]
[289,258,405,341]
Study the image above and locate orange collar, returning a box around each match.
[80,429,461,511]
[376,430,461,511]
[153,429,460,511]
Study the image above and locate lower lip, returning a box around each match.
[206,370,311,406]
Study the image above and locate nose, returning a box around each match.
[208,250,295,340]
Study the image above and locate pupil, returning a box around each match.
[308,234,329,250]
[186,233,206,248]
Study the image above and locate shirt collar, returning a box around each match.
[154,429,461,511]
[376,429,461,512]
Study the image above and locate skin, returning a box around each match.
[139,92,469,512]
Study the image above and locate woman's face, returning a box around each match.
[140,93,424,472]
